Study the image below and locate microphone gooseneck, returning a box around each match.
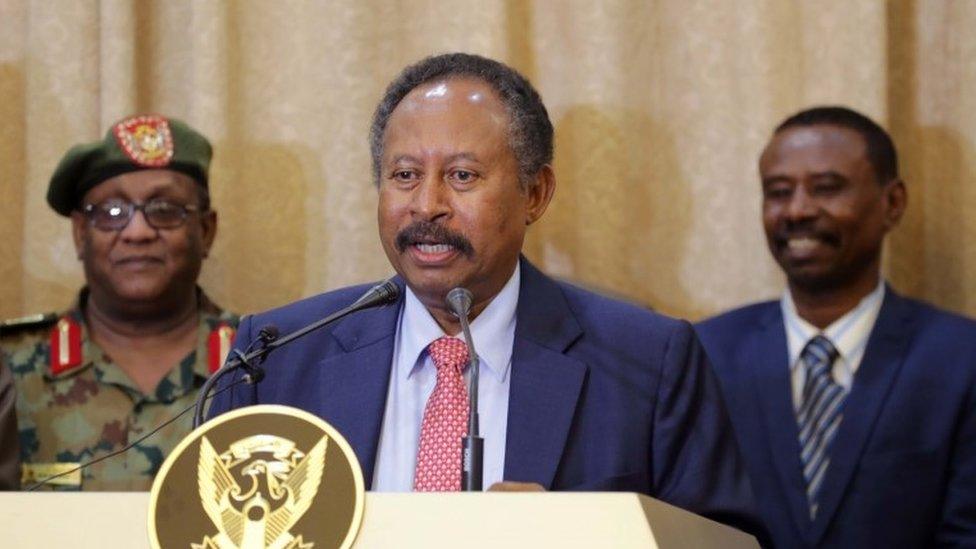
[447,287,483,492]
[192,278,401,428]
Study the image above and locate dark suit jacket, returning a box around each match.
[696,289,976,547]
[209,259,763,538]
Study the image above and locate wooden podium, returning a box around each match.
[0,492,758,548]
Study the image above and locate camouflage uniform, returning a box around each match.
[0,288,238,491]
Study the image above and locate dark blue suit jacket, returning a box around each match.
[209,259,763,538]
[696,290,976,548]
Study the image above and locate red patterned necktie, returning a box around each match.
[413,336,470,491]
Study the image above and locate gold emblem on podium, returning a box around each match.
[149,405,365,549]
[195,434,326,548]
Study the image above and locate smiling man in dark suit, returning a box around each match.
[696,106,976,547]
[209,52,763,539]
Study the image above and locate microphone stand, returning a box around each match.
[449,288,483,491]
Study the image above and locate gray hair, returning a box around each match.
[369,53,554,188]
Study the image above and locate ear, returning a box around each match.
[198,210,218,258]
[524,165,556,226]
[882,178,907,231]
[70,212,87,260]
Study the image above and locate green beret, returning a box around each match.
[46,114,212,216]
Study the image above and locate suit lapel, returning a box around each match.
[809,290,915,543]
[503,259,586,488]
[316,279,404,489]
[749,304,813,538]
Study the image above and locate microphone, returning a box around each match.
[192,278,401,427]
[446,287,483,492]
[446,287,473,318]
[351,278,400,309]
[257,324,280,343]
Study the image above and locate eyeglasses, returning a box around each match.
[81,199,200,231]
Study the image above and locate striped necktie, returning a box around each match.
[797,335,846,519]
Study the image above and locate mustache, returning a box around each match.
[395,221,474,258]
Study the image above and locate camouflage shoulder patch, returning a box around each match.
[0,313,58,336]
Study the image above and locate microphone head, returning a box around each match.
[446,287,473,318]
[351,278,401,309]
[375,279,401,305]
[258,324,280,342]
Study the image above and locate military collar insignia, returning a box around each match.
[49,316,83,376]
[207,324,236,374]
[113,114,175,167]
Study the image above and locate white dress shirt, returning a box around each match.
[781,280,886,409]
[371,264,519,491]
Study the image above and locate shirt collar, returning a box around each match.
[781,278,886,370]
[69,287,235,402]
[398,263,520,382]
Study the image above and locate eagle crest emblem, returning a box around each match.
[194,434,328,549]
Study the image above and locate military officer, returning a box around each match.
[0,114,239,490]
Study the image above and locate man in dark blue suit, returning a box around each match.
[210,53,763,538]
[697,106,976,547]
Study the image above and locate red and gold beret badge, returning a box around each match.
[112,114,175,167]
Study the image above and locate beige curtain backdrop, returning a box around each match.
[1,0,974,322]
